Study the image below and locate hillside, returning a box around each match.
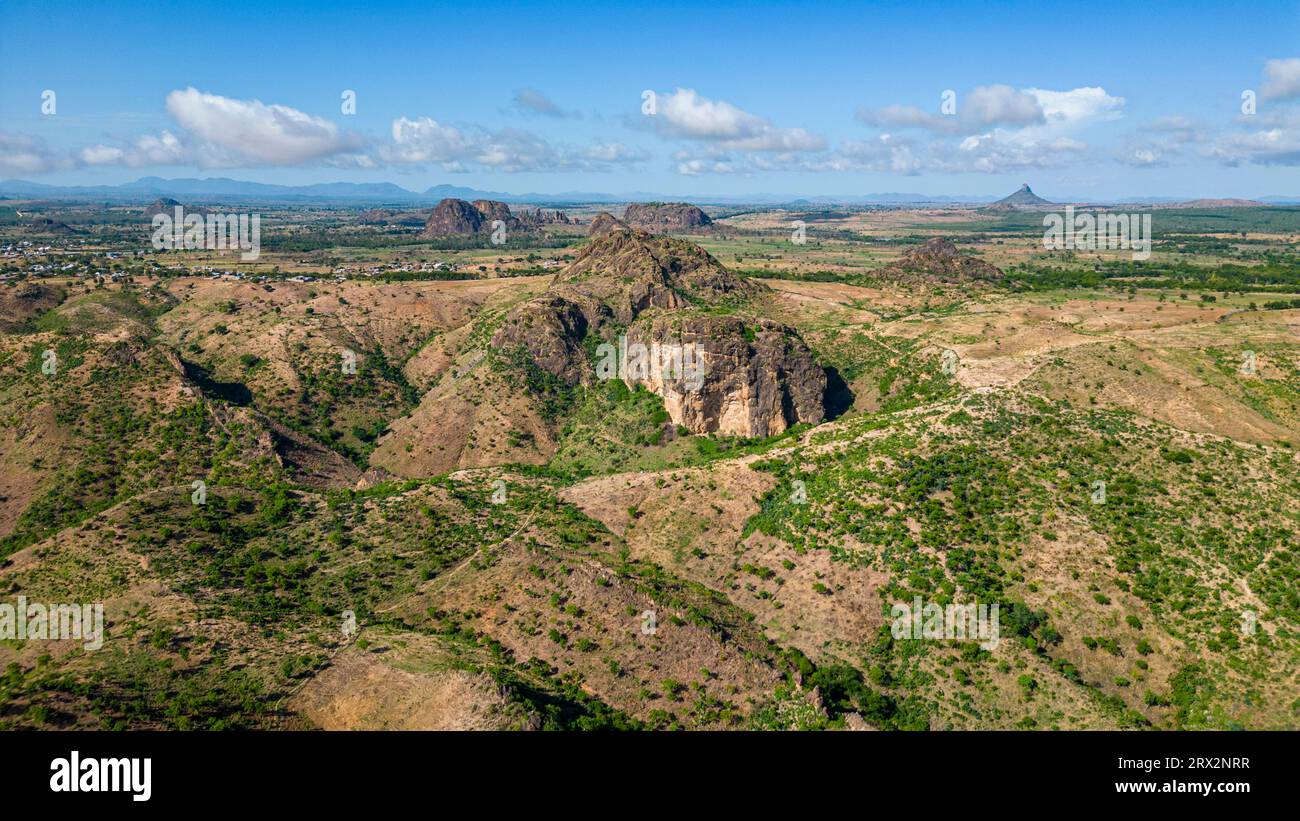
[0,207,1297,732]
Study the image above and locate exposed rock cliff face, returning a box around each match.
[876,238,1003,285]
[420,198,490,238]
[489,227,827,437]
[516,207,574,226]
[623,315,825,437]
[622,202,713,232]
[419,198,573,238]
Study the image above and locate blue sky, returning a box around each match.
[2,0,1299,198]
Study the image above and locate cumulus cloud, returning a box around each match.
[648,88,825,152]
[857,84,1044,134]
[1027,87,1125,130]
[68,89,366,171]
[826,135,923,174]
[1261,57,1300,100]
[1114,117,1210,168]
[163,87,364,166]
[382,117,476,166]
[1208,112,1300,166]
[81,130,189,168]
[382,116,643,172]
[854,85,1124,173]
[583,141,648,163]
[0,133,75,175]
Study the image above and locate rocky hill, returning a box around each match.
[420,198,493,238]
[588,211,628,237]
[516,207,574,227]
[987,183,1053,210]
[622,202,713,232]
[490,229,825,437]
[419,198,573,238]
[876,238,1003,285]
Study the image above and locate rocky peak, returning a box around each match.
[992,183,1052,208]
[622,202,713,231]
[420,198,487,238]
[878,237,1003,284]
[490,230,828,437]
[588,212,628,237]
[559,226,755,310]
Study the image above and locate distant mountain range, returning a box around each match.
[0,177,1296,206]
[0,177,1007,205]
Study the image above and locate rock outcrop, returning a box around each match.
[622,202,712,232]
[420,198,492,238]
[490,228,826,437]
[987,183,1052,210]
[623,314,825,437]
[516,207,573,227]
[419,198,573,239]
[588,212,627,237]
[876,238,1003,285]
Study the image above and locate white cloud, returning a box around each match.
[854,85,1123,173]
[1114,117,1211,168]
[965,85,1045,128]
[383,117,643,172]
[1025,87,1125,130]
[164,87,363,166]
[1115,143,1172,167]
[81,130,189,168]
[650,88,825,152]
[944,133,1088,173]
[857,85,1044,134]
[1261,57,1300,100]
[69,90,364,171]
[1208,113,1300,166]
[583,141,647,163]
[0,133,74,175]
[823,135,922,174]
[676,157,736,176]
[0,133,77,175]
[382,117,477,166]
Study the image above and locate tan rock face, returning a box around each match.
[624,316,826,437]
[420,198,573,239]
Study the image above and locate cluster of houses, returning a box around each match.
[3,242,564,284]
[327,259,461,277]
